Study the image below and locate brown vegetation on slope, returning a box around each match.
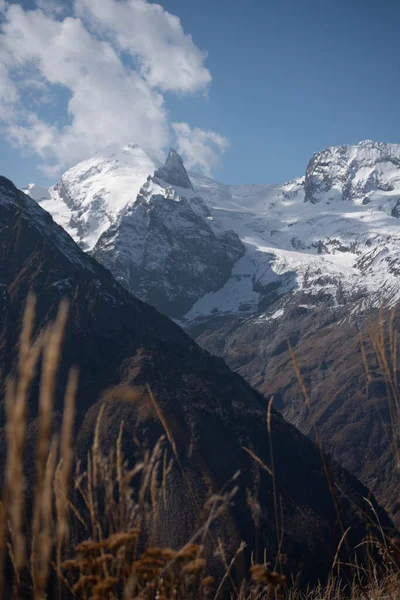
[193,302,400,526]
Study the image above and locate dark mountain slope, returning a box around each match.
[0,175,394,586]
[193,299,400,525]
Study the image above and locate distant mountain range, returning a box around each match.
[24,139,400,321]
[23,139,400,523]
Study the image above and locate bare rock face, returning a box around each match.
[91,177,244,318]
[154,147,194,189]
[0,174,393,588]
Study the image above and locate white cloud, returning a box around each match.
[0,61,17,121]
[75,0,211,94]
[35,0,68,17]
[172,122,229,176]
[0,0,221,177]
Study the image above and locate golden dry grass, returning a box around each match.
[0,296,399,599]
[0,297,289,599]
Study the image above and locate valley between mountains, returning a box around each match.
[24,139,400,526]
[0,174,389,591]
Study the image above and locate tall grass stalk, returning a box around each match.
[0,297,398,598]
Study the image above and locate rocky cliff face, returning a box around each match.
[91,173,244,317]
[0,174,392,586]
[153,147,194,189]
[192,299,400,524]
[304,140,400,204]
[30,145,244,317]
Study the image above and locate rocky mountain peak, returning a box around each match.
[154,148,194,189]
[304,140,400,204]
[91,174,244,318]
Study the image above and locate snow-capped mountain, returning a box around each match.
[27,145,245,317]
[92,164,244,317]
[24,139,400,322]
[186,140,400,322]
[304,140,400,204]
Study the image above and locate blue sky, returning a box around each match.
[0,0,399,187]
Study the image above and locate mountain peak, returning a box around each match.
[304,140,400,203]
[92,141,157,164]
[154,148,193,189]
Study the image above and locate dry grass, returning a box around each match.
[284,304,400,599]
[0,296,400,599]
[361,305,400,470]
[0,298,288,599]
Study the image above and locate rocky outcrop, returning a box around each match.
[304,140,400,203]
[154,147,194,189]
[91,167,244,318]
[91,193,244,317]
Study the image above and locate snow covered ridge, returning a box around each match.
[21,140,400,320]
[22,143,160,252]
[304,139,400,204]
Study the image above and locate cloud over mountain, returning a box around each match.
[0,0,228,176]
[172,122,230,176]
